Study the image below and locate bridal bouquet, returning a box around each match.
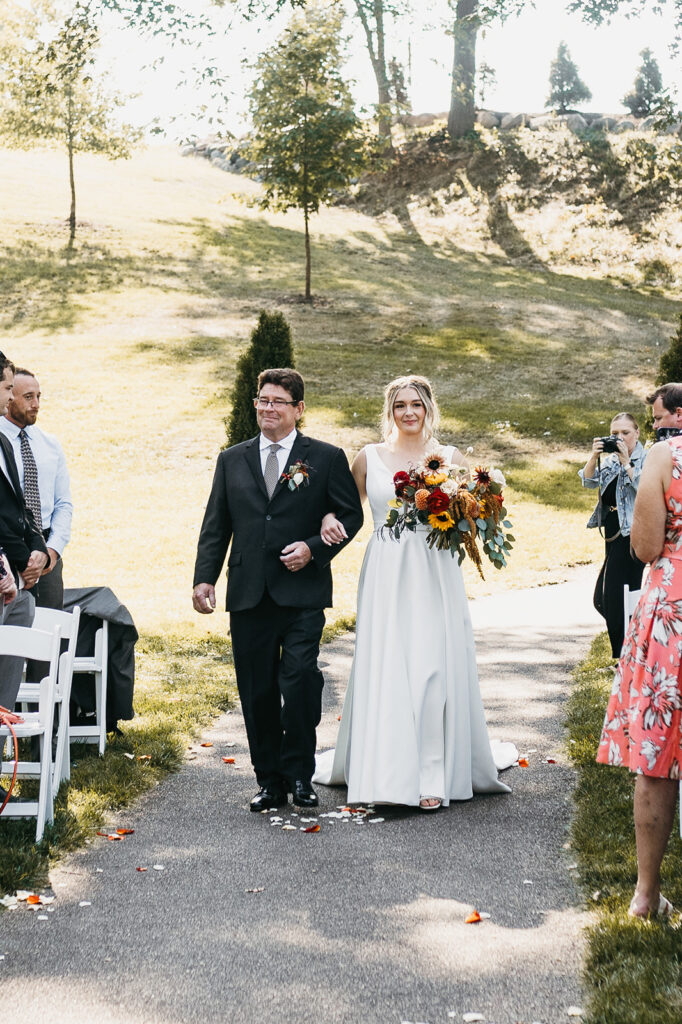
[384,448,514,579]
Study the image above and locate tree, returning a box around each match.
[546,41,592,113]
[0,2,141,240]
[247,3,366,301]
[226,311,295,446]
[656,314,682,388]
[447,1,527,139]
[623,48,665,117]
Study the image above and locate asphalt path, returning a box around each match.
[1,568,603,1024]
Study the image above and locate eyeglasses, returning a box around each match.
[253,397,298,409]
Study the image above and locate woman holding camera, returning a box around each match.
[580,413,647,658]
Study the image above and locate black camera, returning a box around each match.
[655,427,682,442]
[597,436,620,453]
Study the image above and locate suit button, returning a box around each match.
[266,515,272,521]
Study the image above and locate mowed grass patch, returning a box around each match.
[567,634,682,1024]
[0,630,236,896]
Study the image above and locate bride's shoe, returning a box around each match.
[419,797,442,811]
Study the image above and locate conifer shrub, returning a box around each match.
[225,311,295,447]
[657,313,682,386]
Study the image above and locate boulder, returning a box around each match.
[614,119,636,133]
[664,120,682,136]
[180,145,195,157]
[528,114,556,130]
[500,113,525,130]
[476,110,499,128]
[590,116,617,132]
[564,113,588,134]
[639,116,657,131]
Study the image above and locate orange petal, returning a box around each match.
[137,755,151,761]
[96,831,109,837]
[465,910,481,924]
[116,828,135,835]
[222,757,235,764]
[303,824,321,833]
[136,867,147,872]
[546,758,557,764]
[518,758,529,767]
[27,894,41,905]
[108,834,123,841]
[337,715,341,721]
[200,742,213,748]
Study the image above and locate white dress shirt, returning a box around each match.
[259,427,298,481]
[0,418,73,555]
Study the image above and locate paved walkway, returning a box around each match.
[2,569,602,1024]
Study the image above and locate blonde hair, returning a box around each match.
[381,375,440,443]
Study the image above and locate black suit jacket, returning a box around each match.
[0,432,47,579]
[193,432,363,612]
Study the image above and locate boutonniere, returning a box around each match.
[281,459,313,491]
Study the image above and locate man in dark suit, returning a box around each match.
[0,353,48,708]
[193,368,363,812]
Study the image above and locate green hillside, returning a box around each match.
[1,142,679,634]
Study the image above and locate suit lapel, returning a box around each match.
[243,437,269,500]
[0,433,21,497]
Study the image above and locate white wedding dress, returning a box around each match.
[314,443,515,806]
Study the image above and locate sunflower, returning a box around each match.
[417,448,448,485]
[428,511,454,531]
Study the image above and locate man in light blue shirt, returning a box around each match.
[0,369,73,611]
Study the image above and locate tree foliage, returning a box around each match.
[623,48,666,117]
[247,1,366,301]
[0,1,142,239]
[546,41,592,113]
[226,311,296,446]
[656,314,682,387]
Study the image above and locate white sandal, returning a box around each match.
[419,797,442,811]
[628,893,674,919]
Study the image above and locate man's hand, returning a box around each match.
[0,555,16,605]
[41,548,59,576]
[280,541,312,572]
[193,583,216,614]
[21,549,49,588]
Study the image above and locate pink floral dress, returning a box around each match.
[596,436,682,778]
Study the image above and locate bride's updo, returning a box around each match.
[381,375,440,442]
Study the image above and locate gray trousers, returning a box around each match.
[36,558,64,611]
[0,590,36,708]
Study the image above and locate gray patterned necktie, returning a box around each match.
[19,428,42,530]
[263,443,282,498]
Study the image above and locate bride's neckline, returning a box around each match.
[371,442,450,475]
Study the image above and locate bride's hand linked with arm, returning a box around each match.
[321,513,348,546]
[320,447,368,546]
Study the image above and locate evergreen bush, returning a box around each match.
[546,42,592,114]
[656,313,682,386]
[225,310,295,447]
[623,49,665,118]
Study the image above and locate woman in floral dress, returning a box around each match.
[596,430,682,917]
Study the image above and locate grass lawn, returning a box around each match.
[0,143,679,889]
[567,634,682,1024]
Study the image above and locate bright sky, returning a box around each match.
[97,2,682,140]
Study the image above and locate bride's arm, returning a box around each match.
[321,449,368,545]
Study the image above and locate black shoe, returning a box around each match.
[250,786,288,813]
[291,780,318,808]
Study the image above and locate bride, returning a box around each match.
[314,375,512,810]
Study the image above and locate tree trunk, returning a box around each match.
[304,203,311,302]
[67,86,76,241]
[354,1,392,145]
[448,0,479,140]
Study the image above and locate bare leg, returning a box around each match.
[630,775,678,916]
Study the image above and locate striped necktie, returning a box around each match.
[264,443,282,498]
[19,428,42,531]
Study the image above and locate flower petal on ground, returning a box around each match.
[302,824,320,833]
[518,757,529,767]
[222,757,235,764]
[116,828,134,835]
[465,910,481,924]
[200,742,213,748]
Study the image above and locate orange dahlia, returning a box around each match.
[414,488,430,510]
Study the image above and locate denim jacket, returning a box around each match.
[579,440,646,536]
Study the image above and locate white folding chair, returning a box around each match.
[18,605,81,797]
[69,618,108,755]
[624,584,682,837]
[623,585,641,634]
[0,625,61,842]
